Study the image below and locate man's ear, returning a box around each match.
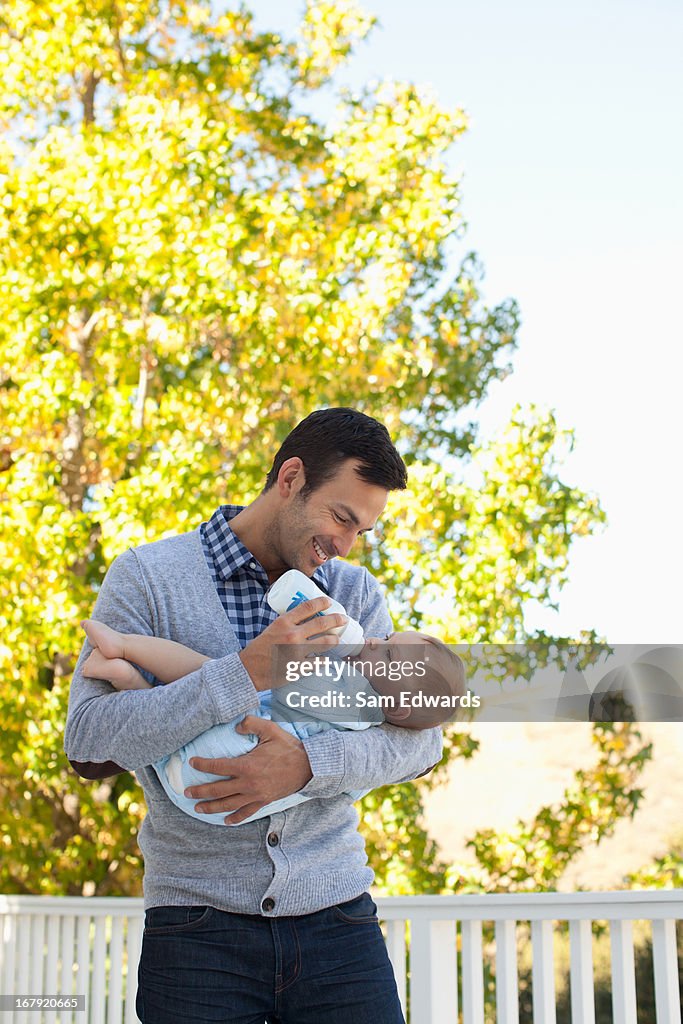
[277,457,306,498]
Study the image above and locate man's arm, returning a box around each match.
[64,549,262,772]
[299,720,442,798]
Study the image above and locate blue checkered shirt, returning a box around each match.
[200,505,330,648]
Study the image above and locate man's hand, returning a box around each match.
[239,596,347,691]
[185,715,313,825]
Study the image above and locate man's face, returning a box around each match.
[275,459,389,574]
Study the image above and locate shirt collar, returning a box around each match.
[204,504,331,590]
[204,505,261,582]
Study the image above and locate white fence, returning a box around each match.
[1,891,681,1023]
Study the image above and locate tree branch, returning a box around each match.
[81,70,100,126]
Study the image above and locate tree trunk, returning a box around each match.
[81,70,99,125]
[58,309,100,513]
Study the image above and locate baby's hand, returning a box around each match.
[82,649,152,691]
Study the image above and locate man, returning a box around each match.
[65,408,442,1024]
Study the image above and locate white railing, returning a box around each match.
[1,891,681,1023]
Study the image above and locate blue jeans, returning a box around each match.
[136,894,406,1024]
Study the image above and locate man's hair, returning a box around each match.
[264,408,408,496]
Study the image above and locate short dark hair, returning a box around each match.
[264,408,408,496]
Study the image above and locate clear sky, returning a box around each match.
[249,0,683,643]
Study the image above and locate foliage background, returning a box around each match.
[0,0,658,897]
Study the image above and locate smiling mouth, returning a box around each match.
[313,538,329,563]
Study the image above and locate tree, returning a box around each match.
[0,0,603,894]
[625,829,683,890]
[450,721,653,893]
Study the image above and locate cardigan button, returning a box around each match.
[262,897,275,912]
[267,832,279,847]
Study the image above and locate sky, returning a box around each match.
[248,0,683,643]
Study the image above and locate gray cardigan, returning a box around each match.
[64,528,442,915]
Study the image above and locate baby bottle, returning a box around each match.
[267,569,365,656]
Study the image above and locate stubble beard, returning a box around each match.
[265,497,312,576]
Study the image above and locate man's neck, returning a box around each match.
[228,495,286,582]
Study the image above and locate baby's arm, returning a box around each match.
[81,619,210,690]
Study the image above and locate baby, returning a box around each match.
[81,615,464,825]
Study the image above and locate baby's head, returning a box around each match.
[351,631,465,728]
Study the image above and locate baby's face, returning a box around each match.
[350,631,429,724]
[356,631,427,674]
